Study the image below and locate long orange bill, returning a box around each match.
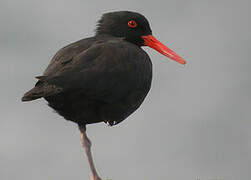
[141,35,186,65]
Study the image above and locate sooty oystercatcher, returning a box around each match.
[22,11,186,180]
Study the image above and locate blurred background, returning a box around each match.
[1,0,251,180]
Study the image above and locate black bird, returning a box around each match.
[22,11,186,180]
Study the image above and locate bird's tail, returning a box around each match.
[22,76,62,102]
[21,86,45,102]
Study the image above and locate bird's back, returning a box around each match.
[44,37,97,76]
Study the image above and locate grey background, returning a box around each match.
[1,0,251,180]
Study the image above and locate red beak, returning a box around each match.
[141,35,186,65]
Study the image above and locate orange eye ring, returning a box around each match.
[128,20,137,28]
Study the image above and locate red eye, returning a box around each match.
[128,20,137,28]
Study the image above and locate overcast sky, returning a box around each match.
[1,0,251,180]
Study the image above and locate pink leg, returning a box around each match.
[80,128,102,180]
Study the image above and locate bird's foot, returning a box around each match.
[91,175,102,180]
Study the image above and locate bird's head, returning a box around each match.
[95,11,186,65]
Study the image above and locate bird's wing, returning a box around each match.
[22,39,151,102]
[43,37,96,76]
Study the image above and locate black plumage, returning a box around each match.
[44,36,152,127]
[22,12,153,129]
[22,11,185,180]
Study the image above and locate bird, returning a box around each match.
[22,11,186,180]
